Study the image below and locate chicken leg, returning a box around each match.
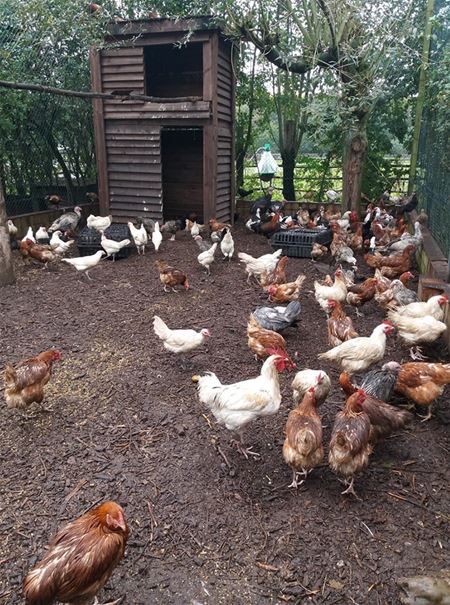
[93,598,122,605]
[288,468,308,489]
[232,429,260,459]
[409,346,426,361]
[340,476,361,499]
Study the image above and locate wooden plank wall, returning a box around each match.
[105,121,162,220]
[100,48,162,221]
[215,40,234,222]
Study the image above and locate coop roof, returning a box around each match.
[108,15,221,39]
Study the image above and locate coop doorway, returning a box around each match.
[161,127,204,221]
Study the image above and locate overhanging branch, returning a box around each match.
[239,26,337,73]
[0,80,200,103]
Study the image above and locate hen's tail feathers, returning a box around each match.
[153,315,170,340]
[4,363,16,388]
[285,301,302,321]
[237,252,253,264]
[295,429,317,456]
[197,372,223,404]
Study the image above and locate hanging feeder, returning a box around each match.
[257,143,278,182]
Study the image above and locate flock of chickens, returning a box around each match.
[4,195,450,605]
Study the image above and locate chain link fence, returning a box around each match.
[416,0,450,258]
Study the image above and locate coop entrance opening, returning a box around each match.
[161,128,204,221]
[144,43,203,98]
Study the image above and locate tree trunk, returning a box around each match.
[281,120,297,200]
[342,125,367,212]
[281,152,296,201]
[0,177,15,286]
[236,148,245,190]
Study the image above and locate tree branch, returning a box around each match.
[239,26,337,73]
[0,80,201,103]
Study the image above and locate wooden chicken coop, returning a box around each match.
[90,17,236,224]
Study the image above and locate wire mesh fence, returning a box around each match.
[0,1,98,216]
[416,0,450,258]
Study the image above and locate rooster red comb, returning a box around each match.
[383,320,394,327]
[308,386,315,393]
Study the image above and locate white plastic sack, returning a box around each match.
[258,148,278,177]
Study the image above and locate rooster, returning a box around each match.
[209,217,231,232]
[154,260,189,292]
[238,249,282,283]
[292,369,331,406]
[394,362,450,421]
[4,349,61,412]
[329,390,372,496]
[318,322,395,375]
[283,386,323,488]
[23,501,129,605]
[193,354,287,458]
[247,315,296,368]
[326,300,359,347]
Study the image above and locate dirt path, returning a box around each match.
[0,225,449,605]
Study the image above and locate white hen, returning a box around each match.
[128,222,148,255]
[153,315,210,355]
[195,355,283,458]
[318,322,395,374]
[86,214,112,232]
[100,232,130,261]
[393,294,448,321]
[238,249,282,283]
[36,227,49,243]
[292,369,331,405]
[387,310,447,359]
[314,269,347,311]
[152,221,162,252]
[24,227,36,243]
[62,250,105,279]
[220,228,234,260]
[198,243,217,275]
[7,220,18,236]
[50,231,74,256]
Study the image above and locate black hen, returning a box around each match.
[395,193,418,217]
[358,361,401,402]
[253,301,301,332]
[314,225,334,247]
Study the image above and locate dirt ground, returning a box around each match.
[0,224,449,605]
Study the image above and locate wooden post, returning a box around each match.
[90,48,110,215]
[408,0,435,194]
[0,177,15,286]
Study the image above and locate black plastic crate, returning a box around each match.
[77,224,133,259]
[271,228,318,258]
